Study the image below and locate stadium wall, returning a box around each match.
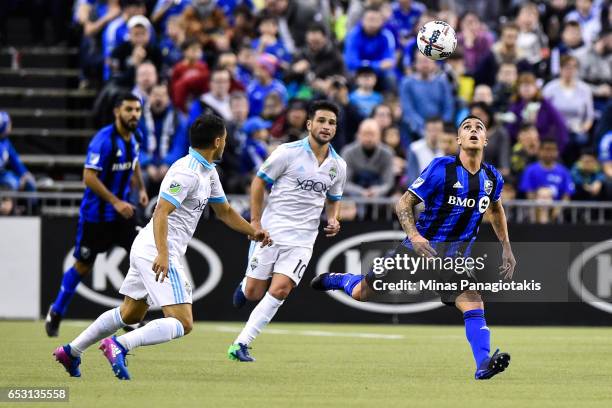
[4,216,612,325]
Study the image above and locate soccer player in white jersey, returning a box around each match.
[53,114,271,380]
[228,100,347,362]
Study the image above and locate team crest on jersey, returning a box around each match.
[88,153,100,166]
[484,179,493,195]
[411,177,425,189]
[168,182,182,195]
[80,246,91,260]
[329,167,337,181]
[250,257,258,271]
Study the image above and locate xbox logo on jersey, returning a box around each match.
[569,240,612,314]
[62,238,222,309]
[315,231,444,314]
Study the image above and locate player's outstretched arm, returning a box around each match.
[395,190,436,257]
[210,201,272,247]
[152,198,176,283]
[83,168,135,219]
[487,199,516,279]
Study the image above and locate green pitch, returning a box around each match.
[1,321,611,408]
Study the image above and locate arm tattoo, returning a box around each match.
[395,191,421,238]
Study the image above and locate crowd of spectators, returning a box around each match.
[1,0,612,221]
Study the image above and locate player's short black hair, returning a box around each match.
[458,115,485,129]
[114,93,141,108]
[307,100,339,120]
[189,113,226,149]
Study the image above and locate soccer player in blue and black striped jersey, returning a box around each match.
[45,93,149,337]
[311,116,517,380]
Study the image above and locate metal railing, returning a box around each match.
[1,191,611,224]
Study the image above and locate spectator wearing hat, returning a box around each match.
[246,53,288,117]
[170,38,210,113]
[102,0,148,80]
[349,66,384,119]
[109,15,163,88]
[240,117,271,176]
[0,113,35,193]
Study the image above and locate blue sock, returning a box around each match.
[340,274,364,297]
[51,267,82,316]
[463,309,490,369]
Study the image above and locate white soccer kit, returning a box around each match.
[120,148,227,306]
[246,138,346,284]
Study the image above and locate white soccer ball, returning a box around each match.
[416,20,457,61]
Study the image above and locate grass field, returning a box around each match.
[1,321,611,408]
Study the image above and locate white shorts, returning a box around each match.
[245,242,313,285]
[119,254,192,307]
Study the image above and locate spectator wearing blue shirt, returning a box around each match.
[348,66,384,119]
[235,43,255,88]
[139,84,189,191]
[520,139,574,201]
[158,15,187,75]
[598,131,612,199]
[252,14,292,67]
[388,0,425,48]
[240,117,271,175]
[344,6,397,90]
[151,0,191,33]
[217,0,254,24]
[571,148,605,200]
[246,53,288,117]
[400,52,454,142]
[0,112,35,192]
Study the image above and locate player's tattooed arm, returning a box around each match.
[395,191,437,257]
[488,199,516,279]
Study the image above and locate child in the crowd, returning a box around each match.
[349,66,384,119]
[571,148,605,200]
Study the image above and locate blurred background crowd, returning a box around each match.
[0,0,611,222]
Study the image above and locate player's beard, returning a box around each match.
[311,131,333,146]
[120,115,139,132]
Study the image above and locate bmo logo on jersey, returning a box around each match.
[448,196,491,213]
[447,196,475,207]
[296,178,330,193]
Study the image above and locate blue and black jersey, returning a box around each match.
[403,155,504,254]
[80,124,140,223]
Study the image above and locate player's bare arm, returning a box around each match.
[83,167,135,219]
[488,198,516,279]
[210,201,272,247]
[152,197,175,283]
[249,174,266,230]
[132,161,149,207]
[395,190,436,257]
[324,199,341,237]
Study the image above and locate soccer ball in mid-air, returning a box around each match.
[416,21,457,61]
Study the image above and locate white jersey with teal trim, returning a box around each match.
[256,138,347,248]
[131,147,227,262]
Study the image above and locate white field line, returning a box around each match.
[213,325,405,340]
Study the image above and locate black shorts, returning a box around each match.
[73,217,138,264]
[366,242,479,307]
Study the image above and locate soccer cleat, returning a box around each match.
[45,304,62,337]
[232,282,247,309]
[310,272,346,291]
[99,336,131,380]
[227,343,255,362]
[53,345,81,377]
[475,349,511,380]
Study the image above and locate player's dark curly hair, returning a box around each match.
[307,100,340,120]
[189,113,226,149]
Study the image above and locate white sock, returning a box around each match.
[70,307,125,356]
[235,292,284,346]
[115,317,184,351]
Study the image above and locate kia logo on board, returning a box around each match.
[315,231,444,314]
[62,238,222,309]
[569,240,612,314]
